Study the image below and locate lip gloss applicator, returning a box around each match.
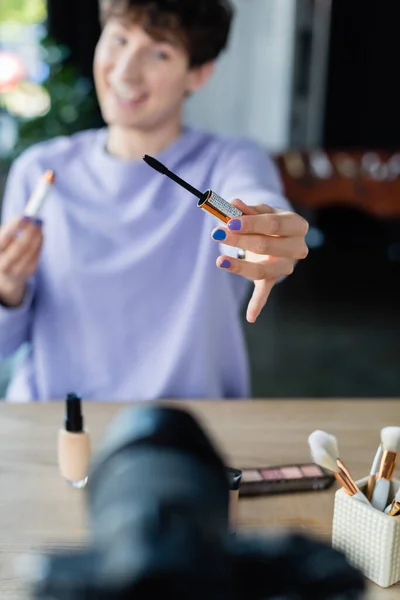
[24,170,55,218]
[143,155,243,223]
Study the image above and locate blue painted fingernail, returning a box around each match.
[212,229,227,241]
[228,219,241,231]
[220,260,231,269]
[22,216,42,226]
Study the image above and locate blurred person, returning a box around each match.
[0,0,308,401]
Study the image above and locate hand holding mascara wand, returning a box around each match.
[308,430,370,505]
[143,155,310,324]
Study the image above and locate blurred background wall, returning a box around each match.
[0,0,399,397]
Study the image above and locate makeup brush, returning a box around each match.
[365,443,383,500]
[371,427,400,511]
[308,430,370,504]
[143,154,243,223]
[385,485,400,516]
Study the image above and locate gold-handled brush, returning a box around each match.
[371,427,400,512]
[308,430,370,505]
[385,486,400,516]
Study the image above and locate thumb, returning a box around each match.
[230,198,260,216]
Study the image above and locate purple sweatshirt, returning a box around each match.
[0,127,291,401]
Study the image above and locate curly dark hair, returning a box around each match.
[99,0,234,66]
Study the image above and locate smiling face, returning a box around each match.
[94,18,213,133]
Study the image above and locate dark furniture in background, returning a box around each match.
[270,0,400,397]
[324,0,400,148]
[250,149,400,398]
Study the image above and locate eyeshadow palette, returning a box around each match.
[238,463,335,497]
[226,467,242,491]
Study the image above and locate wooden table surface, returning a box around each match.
[0,399,399,599]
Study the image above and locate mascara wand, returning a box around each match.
[143,154,243,224]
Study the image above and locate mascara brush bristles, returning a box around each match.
[143,154,204,200]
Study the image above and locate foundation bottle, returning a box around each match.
[58,393,91,489]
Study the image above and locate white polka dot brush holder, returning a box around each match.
[332,477,400,588]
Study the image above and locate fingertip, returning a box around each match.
[22,215,43,226]
[231,198,248,212]
[227,219,242,231]
[217,258,231,270]
[246,304,257,323]
[230,198,258,215]
[211,228,227,241]
[3,216,25,236]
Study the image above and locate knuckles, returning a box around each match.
[267,214,281,235]
[297,244,309,259]
[283,262,295,276]
[299,216,310,236]
[254,238,273,255]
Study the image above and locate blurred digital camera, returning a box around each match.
[32,405,365,600]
